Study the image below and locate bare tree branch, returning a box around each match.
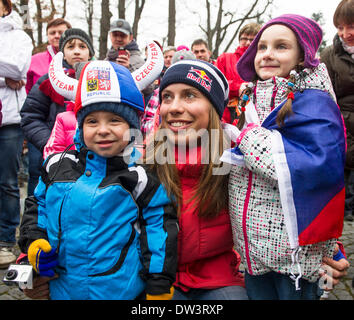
[62,0,67,18]
[199,0,273,57]
[132,0,146,40]
[99,0,112,59]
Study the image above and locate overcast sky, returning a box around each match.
[272,0,340,41]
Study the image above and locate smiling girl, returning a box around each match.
[224,14,347,300]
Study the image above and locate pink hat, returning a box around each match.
[237,14,323,81]
[176,45,190,51]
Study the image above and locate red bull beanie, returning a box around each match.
[159,60,229,118]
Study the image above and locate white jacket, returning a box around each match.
[0,11,33,126]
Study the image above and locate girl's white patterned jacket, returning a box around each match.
[228,64,339,283]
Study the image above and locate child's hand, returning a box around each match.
[146,287,174,300]
[28,239,58,277]
[320,256,350,291]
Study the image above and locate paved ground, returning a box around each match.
[0,183,353,300]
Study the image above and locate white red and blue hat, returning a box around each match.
[48,41,164,130]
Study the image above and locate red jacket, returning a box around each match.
[216,46,248,124]
[174,147,244,291]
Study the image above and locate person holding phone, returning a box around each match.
[106,19,154,103]
[106,19,143,72]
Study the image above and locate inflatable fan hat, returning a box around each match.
[48,41,164,129]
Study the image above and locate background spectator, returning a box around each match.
[321,0,354,222]
[24,18,71,197]
[191,38,215,64]
[216,22,261,124]
[0,0,33,268]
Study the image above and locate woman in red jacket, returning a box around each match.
[146,60,247,300]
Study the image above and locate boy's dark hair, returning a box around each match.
[46,18,72,32]
[333,0,354,27]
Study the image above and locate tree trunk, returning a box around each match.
[167,0,176,46]
[82,0,94,44]
[118,0,125,19]
[62,0,67,18]
[34,0,56,47]
[132,0,145,40]
[99,0,112,59]
[35,0,43,46]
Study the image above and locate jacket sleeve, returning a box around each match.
[320,47,336,88]
[0,30,33,81]
[20,75,54,151]
[18,177,48,253]
[216,53,243,99]
[43,112,70,159]
[136,168,178,295]
[25,67,35,94]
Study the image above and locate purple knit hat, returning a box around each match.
[237,14,323,81]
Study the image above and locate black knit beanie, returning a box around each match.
[159,60,229,118]
[59,28,95,58]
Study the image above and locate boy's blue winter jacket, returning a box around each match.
[18,140,178,300]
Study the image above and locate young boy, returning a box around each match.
[18,57,178,300]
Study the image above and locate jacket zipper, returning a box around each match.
[243,171,253,275]
[56,194,67,254]
[15,90,20,113]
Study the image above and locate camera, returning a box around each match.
[3,264,33,289]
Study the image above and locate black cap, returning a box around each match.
[109,19,132,35]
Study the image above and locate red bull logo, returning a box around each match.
[187,67,212,92]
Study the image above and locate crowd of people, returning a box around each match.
[0,0,352,300]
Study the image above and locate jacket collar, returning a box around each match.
[175,145,204,178]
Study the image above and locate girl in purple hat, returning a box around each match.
[222,14,349,299]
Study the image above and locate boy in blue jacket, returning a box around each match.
[18,52,178,300]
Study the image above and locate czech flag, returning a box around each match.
[262,89,345,248]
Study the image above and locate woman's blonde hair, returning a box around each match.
[145,106,229,219]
